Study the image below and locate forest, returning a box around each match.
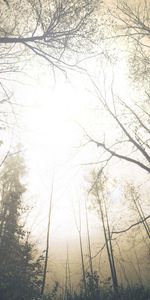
[0,0,150,299]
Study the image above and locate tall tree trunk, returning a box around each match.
[64,244,72,300]
[96,186,118,297]
[104,198,118,294]
[74,199,87,297]
[133,195,150,239]
[115,240,131,290]
[41,171,54,297]
[79,200,87,297]
[85,196,93,276]
[97,190,114,290]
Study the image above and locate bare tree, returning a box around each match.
[41,170,54,298]
[82,0,150,174]
[73,199,87,298]
[85,78,150,174]
[0,0,99,71]
[85,196,93,277]
[89,170,118,295]
[124,183,150,239]
[64,244,72,300]
[112,0,150,85]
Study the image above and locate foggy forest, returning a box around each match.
[0,0,150,299]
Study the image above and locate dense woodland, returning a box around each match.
[0,0,150,299]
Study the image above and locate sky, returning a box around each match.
[0,56,141,238]
[0,42,148,245]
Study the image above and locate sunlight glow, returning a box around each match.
[21,80,93,240]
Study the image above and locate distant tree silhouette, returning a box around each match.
[0,152,43,300]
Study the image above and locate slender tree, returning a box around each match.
[73,199,87,298]
[41,170,55,298]
[85,196,93,276]
[89,170,118,296]
[64,244,72,300]
[124,183,150,239]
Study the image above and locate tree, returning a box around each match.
[85,195,94,277]
[89,170,118,296]
[0,0,100,165]
[41,170,54,297]
[0,82,15,167]
[112,0,150,86]
[0,152,43,300]
[83,0,150,174]
[63,245,72,300]
[123,183,150,239]
[0,0,99,72]
[85,271,100,300]
[73,198,87,298]
[84,76,149,174]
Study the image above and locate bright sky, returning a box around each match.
[0,51,138,244]
[15,70,99,242]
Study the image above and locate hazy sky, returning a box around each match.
[1,43,147,245]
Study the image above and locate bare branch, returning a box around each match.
[112,215,150,235]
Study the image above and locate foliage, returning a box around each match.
[45,281,60,300]
[85,271,100,300]
[0,0,99,71]
[116,0,150,87]
[0,153,44,300]
[44,283,150,300]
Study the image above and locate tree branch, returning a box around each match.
[112,215,150,235]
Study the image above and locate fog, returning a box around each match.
[0,0,149,299]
